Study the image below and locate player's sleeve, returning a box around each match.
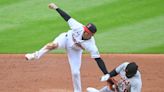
[82,38,108,74]
[94,58,108,74]
[115,62,129,73]
[89,45,100,58]
[83,38,100,58]
[86,45,108,74]
[67,18,83,31]
[56,8,71,21]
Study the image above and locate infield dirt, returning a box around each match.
[0,54,164,92]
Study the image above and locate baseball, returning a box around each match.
[112,85,116,89]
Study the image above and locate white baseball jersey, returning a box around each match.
[66,18,100,58]
[115,62,142,92]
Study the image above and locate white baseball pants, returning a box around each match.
[54,33,83,92]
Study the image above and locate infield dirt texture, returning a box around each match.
[0,54,164,92]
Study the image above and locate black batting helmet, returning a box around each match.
[125,62,138,78]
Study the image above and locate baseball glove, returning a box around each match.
[117,78,131,92]
[107,78,118,91]
[107,78,131,92]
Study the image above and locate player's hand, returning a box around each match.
[48,3,58,9]
[100,74,110,82]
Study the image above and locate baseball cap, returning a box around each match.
[125,62,138,78]
[84,23,97,35]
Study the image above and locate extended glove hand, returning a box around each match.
[100,74,110,82]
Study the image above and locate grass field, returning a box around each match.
[0,0,164,53]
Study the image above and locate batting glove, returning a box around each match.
[101,74,110,82]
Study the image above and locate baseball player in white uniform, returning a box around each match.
[87,62,142,92]
[25,3,109,92]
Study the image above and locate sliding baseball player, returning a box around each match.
[87,62,142,92]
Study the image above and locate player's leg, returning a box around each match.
[86,86,113,92]
[99,86,113,92]
[25,33,67,60]
[67,48,83,92]
[25,42,58,60]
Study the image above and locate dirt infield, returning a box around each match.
[0,54,164,92]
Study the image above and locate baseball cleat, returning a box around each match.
[86,87,99,92]
[25,53,37,60]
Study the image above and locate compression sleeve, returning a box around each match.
[56,8,71,21]
[95,58,108,74]
[109,69,118,77]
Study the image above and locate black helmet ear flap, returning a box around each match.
[125,62,138,78]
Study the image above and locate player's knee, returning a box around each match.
[46,42,58,50]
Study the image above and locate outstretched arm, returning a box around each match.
[101,67,119,82]
[48,3,71,21]
[95,58,108,74]
[48,3,82,30]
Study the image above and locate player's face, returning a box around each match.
[82,31,93,40]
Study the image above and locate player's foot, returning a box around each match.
[25,52,38,60]
[86,87,99,92]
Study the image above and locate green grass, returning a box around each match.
[0,0,164,53]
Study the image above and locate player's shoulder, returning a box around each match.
[68,18,83,26]
[123,62,129,66]
[119,62,129,68]
[68,18,84,31]
[116,62,129,73]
